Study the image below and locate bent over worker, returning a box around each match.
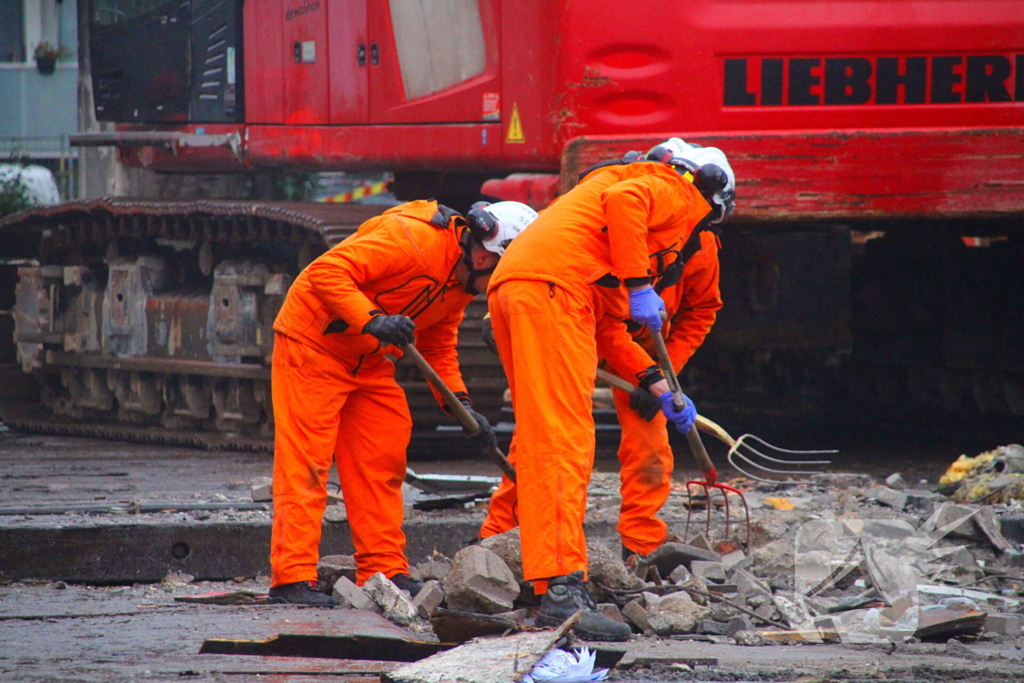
[269,200,536,606]
[482,142,724,640]
[480,141,735,571]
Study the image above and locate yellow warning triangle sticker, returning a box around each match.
[506,103,525,144]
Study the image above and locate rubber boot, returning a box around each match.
[267,580,336,607]
[535,571,631,641]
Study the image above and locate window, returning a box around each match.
[92,0,177,26]
[389,0,486,99]
[0,0,25,62]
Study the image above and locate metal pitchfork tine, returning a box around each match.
[647,328,753,549]
[692,416,836,484]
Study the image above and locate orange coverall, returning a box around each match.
[484,162,711,591]
[480,231,722,556]
[270,200,473,587]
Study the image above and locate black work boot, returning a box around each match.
[390,573,424,598]
[267,580,336,607]
[535,571,631,642]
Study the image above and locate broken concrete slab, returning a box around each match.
[250,477,273,502]
[477,528,523,581]
[726,614,755,636]
[772,594,811,630]
[441,546,519,615]
[647,542,719,578]
[412,580,445,619]
[690,560,726,582]
[428,608,523,644]
[384,613,577,683]
[622,599,653,635]
[935,503,983,540]
[645,590,711,636]
[885,473,907,490]
[874,486,909,510]
[985,613,1023,636]
[730,568,771,596]
[415,555,452,582]
[733,629,769,646]
[720,549,746,571]
[365,573,418,626]
[598,602,626,624]
[810,473,873,489]
[332,576,381,613]
[317,554,357,588]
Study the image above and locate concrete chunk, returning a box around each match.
[727,614,755,636]
[415,556,452,582]
[647,542,720,577]
[622,599,653,635]
[935,503,983,540]
[885,473,907,490]
[478,528,523,581]
[364,572,418,626]
[874,486,909,510]
[731,568,771,597]
[985,613,1023,636]
[318,554,357,588]
[646,590,711,636]
[412,579,445,619]
[441,546,519,615]
[690,561,726,582]
[332,576,380,613]
[250,476,273,502]
[720,549,746,571]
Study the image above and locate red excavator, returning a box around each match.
[2,0,1022,448]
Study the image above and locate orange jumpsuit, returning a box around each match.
[483,163,711,591]
[481,231,722,556]
[270,201,473,587]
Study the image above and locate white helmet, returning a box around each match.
[467,201,538,256]
[646,139,736,224]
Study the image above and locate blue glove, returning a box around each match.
[659,391,697,433]
[628,286,666,332]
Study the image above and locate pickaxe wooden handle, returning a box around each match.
[402,343,517,483]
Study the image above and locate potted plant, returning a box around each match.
[33,42,70,75]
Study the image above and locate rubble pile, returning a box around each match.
[313,446,1024,649]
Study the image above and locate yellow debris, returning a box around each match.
[763,497,794,510]
[938,451,998,491]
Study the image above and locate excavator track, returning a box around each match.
[0,198,505,453]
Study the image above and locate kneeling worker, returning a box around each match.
[269,200,537,606]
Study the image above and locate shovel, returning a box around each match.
[402,343,517,483]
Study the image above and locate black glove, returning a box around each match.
[459,399,497,451]
[629,386,661,421]
[481,315,498,355]
[362,314,416,346]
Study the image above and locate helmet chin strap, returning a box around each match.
[460,237,496,295]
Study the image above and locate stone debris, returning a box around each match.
[477,528,524,580]
[415,555,452,582]
[441,546,519,615]
[317,554,357,588]
[412,579,446,618]
[323,502,348,523]
[644,590,711,636]
[874,486,909,510]
[332,576,381,613]
[733,629,769,646]
[647,542,720,577]
[622,599,653,635]
[985,613,1023,636]
[365,572,418,626]
[250,476,273,502]
[886,473,907,490]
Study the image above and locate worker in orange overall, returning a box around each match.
[481,139,734,640]
[268,200,537,607]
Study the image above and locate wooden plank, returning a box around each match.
[383,615,579,683]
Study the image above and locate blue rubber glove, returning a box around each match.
[628,286,666,332]
[659,391,697,433]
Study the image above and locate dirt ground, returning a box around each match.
[2,429,1023,682]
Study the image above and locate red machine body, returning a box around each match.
[113,0,1024,220]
